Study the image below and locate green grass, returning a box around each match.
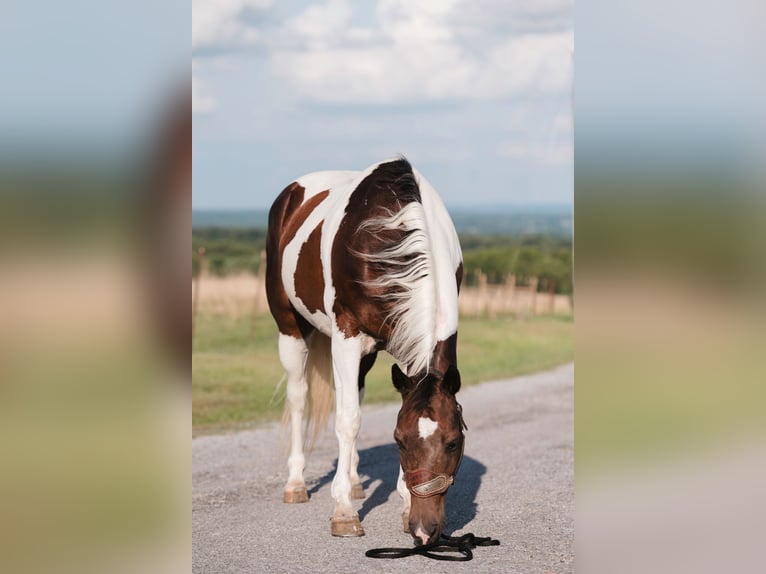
[192,312,573,435]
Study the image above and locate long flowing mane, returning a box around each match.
[354,163,436,376]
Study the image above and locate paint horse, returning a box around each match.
[266,158,465,544]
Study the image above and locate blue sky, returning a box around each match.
[192,0,574,209]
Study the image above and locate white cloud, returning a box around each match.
[193,0,273,113]
[193,0,272,50]
[477,33,573,97]
[191,0,572,115]
[287,0,354,48]
[378,0,460,43]
[271,0,572,104]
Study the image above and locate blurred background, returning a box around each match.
[576,1,766,572]
[0,1,189,573]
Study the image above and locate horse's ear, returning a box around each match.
[392,364,413,395]
[442,365,461,395]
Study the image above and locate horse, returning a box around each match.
[265,157,465,545]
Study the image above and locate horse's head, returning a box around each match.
[392,363,466,545]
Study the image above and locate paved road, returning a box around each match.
[193,363,573,574]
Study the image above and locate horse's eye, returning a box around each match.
[445,441,458,453]
[395,438,406,451]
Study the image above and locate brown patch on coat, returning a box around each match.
[265,184,329,338]
[281,190,330,249]
[294,221,325,315]
[431,333,458,375]
[330,159,422,342]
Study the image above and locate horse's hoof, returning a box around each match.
[351,484,366,499]
[283,487,309,503]
[330,516,365,537]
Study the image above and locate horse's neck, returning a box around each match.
[430,334,458,374]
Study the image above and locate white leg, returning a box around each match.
[329,334,364,536]
[279,333,310,503]
[397,465,412,532]
[350,385,365,499]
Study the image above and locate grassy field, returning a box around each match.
[192,310,573,436]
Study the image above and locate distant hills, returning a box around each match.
[192,204,572,237]
[193,209,270,229]
[448,205,572,237]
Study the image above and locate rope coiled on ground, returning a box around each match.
[365,532,500,561]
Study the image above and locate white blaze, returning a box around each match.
[418,416,438,439]
[415,527,430,545]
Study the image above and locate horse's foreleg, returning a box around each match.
[350,352,377,500]
[279,333,310,503]
[397,465,412,532]
[350,443,364,500]
[329,334,365,536]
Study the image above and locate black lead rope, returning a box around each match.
[365,533,500,561]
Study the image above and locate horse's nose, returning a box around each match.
[412,522,440,546]
[414,527,429,546]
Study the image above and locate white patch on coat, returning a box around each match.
[414,526,430,545]
[418,416,439,439]
[412,167,462,342]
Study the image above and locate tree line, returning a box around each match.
[192,228,572,295]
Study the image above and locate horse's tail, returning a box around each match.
[303,330,334,448]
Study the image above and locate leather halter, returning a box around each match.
[403,447,463,498]
[402,405,467,499]
[404,469,455,498]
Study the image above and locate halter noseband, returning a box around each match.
[402,405,466,499]
[404,469,456,498]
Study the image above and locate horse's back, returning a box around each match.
[267,159,462,360]
[295,170,359,200]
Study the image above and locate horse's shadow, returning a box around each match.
[306,442,486,533]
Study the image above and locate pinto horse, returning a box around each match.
[266,158,465,544]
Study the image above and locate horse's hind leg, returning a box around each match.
[350,352,377,500]
[279,332,310,503]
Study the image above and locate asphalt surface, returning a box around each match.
[193,363,573,574]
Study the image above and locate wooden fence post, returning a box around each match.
[504,273,516,313]
[548,279,556,313]
[530,276,539,314]
[477,270,488,316]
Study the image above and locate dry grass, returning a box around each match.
[193,273,268,318]
[192,274,574,434]
[192,272,573,320]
